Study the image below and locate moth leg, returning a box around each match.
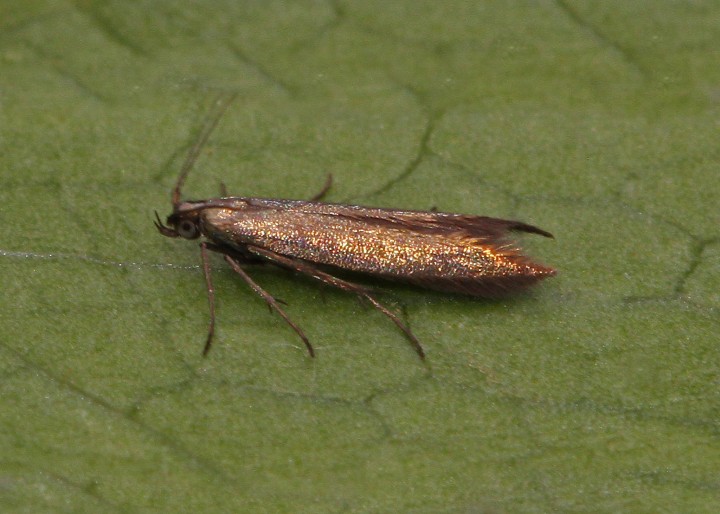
[223,255,315,358]
[247,246,425,360]
[309,174,333,202]
[204,241,266,266]
[219,181,228,196]
[200,242,218,356]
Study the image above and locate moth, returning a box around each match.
[155,93,556,359]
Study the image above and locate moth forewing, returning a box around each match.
[156,94,556,359]
[197,199,555,298]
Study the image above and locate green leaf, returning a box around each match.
[2,1,719,512]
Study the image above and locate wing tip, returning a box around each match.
[508,221,554,239]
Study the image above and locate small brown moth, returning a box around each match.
[155,93,556,359]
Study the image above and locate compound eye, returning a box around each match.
[176,220,200,239]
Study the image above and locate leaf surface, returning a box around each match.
[1,1,719,512]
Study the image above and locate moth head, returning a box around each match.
[154,202,204,240]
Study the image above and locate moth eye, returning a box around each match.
[177,220,200,239]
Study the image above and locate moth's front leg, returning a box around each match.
[204,242,264,266]
[199,242,268,356]
[199,242,217,355]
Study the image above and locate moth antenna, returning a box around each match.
[172,91,238,207]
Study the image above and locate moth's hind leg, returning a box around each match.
[223,255,315,357]
[309,174,333,202]
[247,245,426,360]
[218,175,332,202]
